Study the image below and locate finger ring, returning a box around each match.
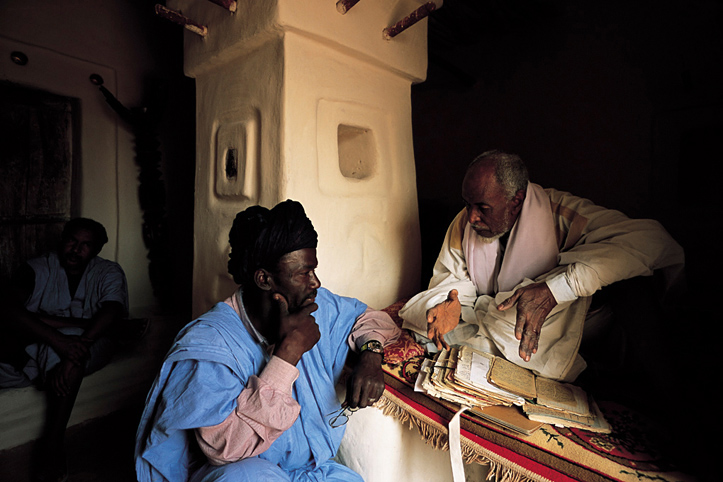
[369,398,377,403]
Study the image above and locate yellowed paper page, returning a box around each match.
[487,356,536,400]
[455,346,526,405]
[535,377,590,416]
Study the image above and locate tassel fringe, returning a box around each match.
[376,394,542,482]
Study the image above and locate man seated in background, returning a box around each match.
[400,150,684,382]
[0,217,129,482]
[135,200,400,482]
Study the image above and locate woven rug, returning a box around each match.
[377,301,698,482]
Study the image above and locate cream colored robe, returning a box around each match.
[400,186,684,381]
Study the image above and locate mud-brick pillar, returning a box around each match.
[169,0,433,315]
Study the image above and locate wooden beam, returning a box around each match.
[383,2,436,40]
[155,4,208,37]
[336,0,361,15]
[207,0,237,13]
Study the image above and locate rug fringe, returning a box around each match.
[377,395,539,482]
[377,396,449,451]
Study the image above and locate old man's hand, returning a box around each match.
[426,289,461,351]
[497,282,557,362]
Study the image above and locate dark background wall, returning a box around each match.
[412,3,720,475]
[412,0,722,299]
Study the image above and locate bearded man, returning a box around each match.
[135,200,400,482]
[399,150,684,382]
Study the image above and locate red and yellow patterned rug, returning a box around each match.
[378,300,698,482]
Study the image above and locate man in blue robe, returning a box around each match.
[135,200,400,482]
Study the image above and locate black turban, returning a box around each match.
[228,200,318,285]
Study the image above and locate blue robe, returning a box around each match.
[135,287,367,482]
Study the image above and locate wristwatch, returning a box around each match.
[360,340,384,355]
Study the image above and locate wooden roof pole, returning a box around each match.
[154,4,208,37]
[383,2,436,40]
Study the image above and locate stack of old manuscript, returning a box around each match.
[416,346,611,435]
[488,353,611,433]
[416,346,525,408]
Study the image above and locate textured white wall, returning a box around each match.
[180,0,428,315]
[190,38,285,315]
[282,31,421,309]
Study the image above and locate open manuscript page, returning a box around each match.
[487,355,536,400]
[455,346,526,406]
[535,377,590,416]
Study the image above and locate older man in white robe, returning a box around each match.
[400,150,684,382]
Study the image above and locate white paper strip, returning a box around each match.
[449,406,470,482]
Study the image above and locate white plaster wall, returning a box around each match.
[174,0,428,314]
[173,0,429,83]
[0,0,164,314]
[282,31,421,309]
[190,38,286,316]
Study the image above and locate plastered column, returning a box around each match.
[282,32,423,308]
[170,0,430,315]
[190,39,285,314]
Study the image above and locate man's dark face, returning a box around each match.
[268,248,321,313]
[59,228,98,275]
[461,163,521,241]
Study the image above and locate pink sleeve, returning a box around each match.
[194,356,301,465]
[347,307,401,351]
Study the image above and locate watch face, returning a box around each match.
[364,340,384,354]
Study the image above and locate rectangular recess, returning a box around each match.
[214,108,260,200]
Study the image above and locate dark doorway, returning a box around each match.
[0,82,80,282]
